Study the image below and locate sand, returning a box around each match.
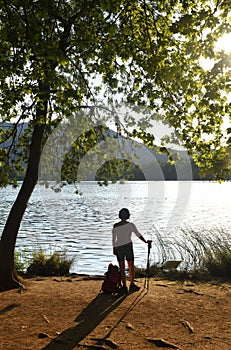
[0,276,230,350]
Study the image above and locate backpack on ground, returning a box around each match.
[101,263,121,294]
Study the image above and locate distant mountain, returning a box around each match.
[100,129,202,181]
[0,122,212,181]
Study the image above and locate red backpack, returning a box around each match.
[101,263,121,294]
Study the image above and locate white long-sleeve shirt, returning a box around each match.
[112,222,142,248]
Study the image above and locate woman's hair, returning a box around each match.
[119,208,130,220]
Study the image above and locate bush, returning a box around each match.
[26,250,74,276]
[134,262,210,281]
[134,264,160,278]
[202,244,231,280]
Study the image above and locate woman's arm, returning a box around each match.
[131,223,148,244]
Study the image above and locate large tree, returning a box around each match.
[0,0,230,290]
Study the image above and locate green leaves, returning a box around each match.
[0,0,230,182]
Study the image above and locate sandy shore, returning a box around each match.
[0,276,230,350]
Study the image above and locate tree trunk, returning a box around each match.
[0,122,46,291]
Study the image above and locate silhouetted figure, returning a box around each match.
[112,208,149,292]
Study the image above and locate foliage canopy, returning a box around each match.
[0,0,231,183]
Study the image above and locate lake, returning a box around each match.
[0,181,231,275]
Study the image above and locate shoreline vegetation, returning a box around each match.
[15,228,231,283]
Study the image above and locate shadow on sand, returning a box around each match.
[42,288,148,350]
[42,291,128,350]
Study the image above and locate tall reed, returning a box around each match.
[145,227,231,280]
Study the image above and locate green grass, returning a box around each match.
[14,249,30,273]
[27,250,74,276]
[15,249,74,277]
[134,263,160,278]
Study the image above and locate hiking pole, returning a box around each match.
[144,240,152,291]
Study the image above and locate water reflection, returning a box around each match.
[0,181,231,274]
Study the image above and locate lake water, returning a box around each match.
[0,181,231,275]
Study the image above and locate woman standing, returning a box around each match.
[112,208,149,292]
